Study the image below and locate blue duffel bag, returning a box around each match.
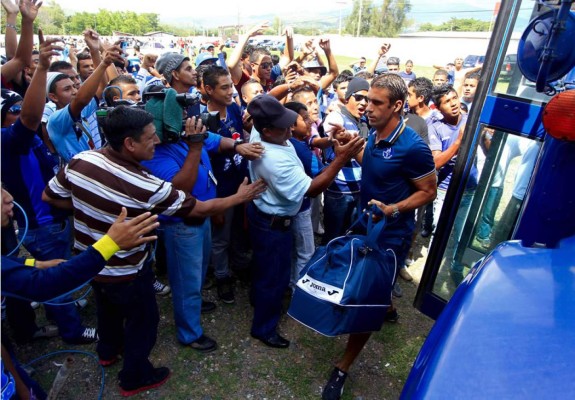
[288,208,397,337]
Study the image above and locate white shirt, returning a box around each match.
[249,129,312,216]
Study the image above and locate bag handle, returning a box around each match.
[345,205,386,250]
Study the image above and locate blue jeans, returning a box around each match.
[291,208,315,288]
[476,186,503,240]
[322,191,360,244]
[20,220,85,341]
[159,219,211,344]
[211,205,251,279]
[247,203,292,338]
[435,189,475,273]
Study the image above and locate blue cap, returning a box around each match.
[195,52,219,67]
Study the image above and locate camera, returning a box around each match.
[97,85,221,144]
[143,85,221,143]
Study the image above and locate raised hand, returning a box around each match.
[37,29,64,70]
[1,0,19,16]
[83,29,101,52]
[19,0,42,22]
[246,22,269,38]
[378,42,391,56]
[318,38,331,53]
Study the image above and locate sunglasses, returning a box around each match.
[256,62,273,69]
[7,104,22,114]
[351,94,368,102]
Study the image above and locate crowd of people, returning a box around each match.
[1,1,489,399]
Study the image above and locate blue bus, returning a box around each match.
[403,0,575,398]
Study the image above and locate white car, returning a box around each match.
[140,41,169,56]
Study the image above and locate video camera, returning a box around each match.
[97,84,221,144]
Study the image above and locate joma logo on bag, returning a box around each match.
[310,282,326,292]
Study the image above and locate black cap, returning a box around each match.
[345,77,370,100]
[247,94,298,129]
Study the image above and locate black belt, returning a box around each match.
[252,204,293,230]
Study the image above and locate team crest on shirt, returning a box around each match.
[382,147,393,159]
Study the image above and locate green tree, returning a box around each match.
[343,0,411,37]
[419,17,491,32]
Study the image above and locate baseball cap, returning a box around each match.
[155,52,189,84]
[195,52,218,67]
[247,94,298,129]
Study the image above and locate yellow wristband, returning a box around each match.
[92,234,121,261]
[25,258,36,267]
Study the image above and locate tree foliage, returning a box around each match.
[344,0,411,37]
[420,18,491,32]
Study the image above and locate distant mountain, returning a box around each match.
[160,2,501,30]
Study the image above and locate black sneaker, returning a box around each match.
[153,279,171,296]
[201,300,216,314]
[385,308,399,323]
[119,366,170,397]
[65,327,99,345]
[322,367,348,400]
[189,334,217,353]
[216,277,235,304]
[421,225,433,238]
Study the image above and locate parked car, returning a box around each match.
[463,54,485,68]
[224,39,237,48]
[499,53,517,80]
[140,41,169,56]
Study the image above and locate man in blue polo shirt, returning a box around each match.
[321,73,437,400]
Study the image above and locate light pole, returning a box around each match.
[356,0,363,37]
[336,1,347,36]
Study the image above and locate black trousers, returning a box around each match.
[91,261,159,387]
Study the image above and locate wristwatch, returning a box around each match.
[233,138,244,152]
[390,204,400,218]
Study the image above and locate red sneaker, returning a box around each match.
[119,367,170,397]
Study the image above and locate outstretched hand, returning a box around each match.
[334,135,365,161]
[106,207,159,250]
[236,178,267,202]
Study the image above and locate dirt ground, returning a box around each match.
[7,235,435,400]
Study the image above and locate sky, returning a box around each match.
[46,0,501,27]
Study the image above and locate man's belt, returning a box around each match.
[253,205,293,230]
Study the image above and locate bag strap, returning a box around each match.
[345,205,386,250]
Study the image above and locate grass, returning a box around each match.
[12,275,434,399]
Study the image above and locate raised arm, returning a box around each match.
[1,0,19,59]
[69,44,124,119]
[0,0,41,84]
[228,22,269,84]
[366,42,391,74]
[318,38,338,90]
[20,31,62,131]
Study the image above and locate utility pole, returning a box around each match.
[356,0,363,37]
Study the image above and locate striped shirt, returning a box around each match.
[45,147,196,277]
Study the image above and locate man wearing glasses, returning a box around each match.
[320,77,370,244]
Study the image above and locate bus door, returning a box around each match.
[414,0,575,319]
